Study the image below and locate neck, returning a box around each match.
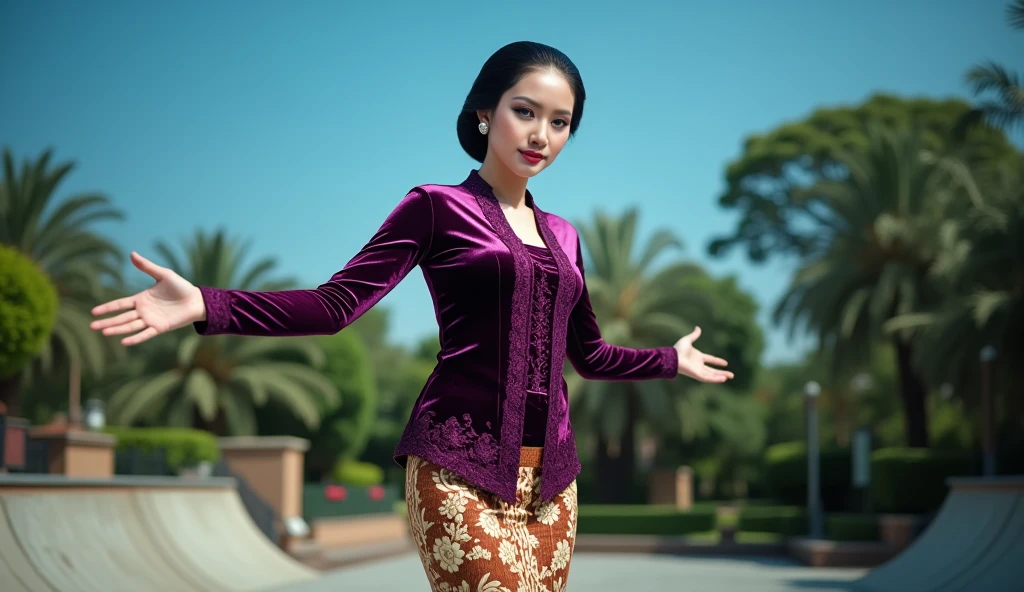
[477,158,528,208]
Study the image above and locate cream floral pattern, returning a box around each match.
[405,455,578,592]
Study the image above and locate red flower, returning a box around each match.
[325,484,347,502]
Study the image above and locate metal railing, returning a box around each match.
[213,458,280,543]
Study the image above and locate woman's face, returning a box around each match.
[479,68,574,178]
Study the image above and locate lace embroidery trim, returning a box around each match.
[411,411,500,468]
[464,169,582,502]
[527,253,556,393]
[195,286,231,335]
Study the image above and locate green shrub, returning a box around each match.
[763,442,852,510]
[737,505,808,536]
[870,448,977,513]
[576,505,716,535]
[331,459,384,486]
[103,426,219,471]
[826,513,879,541]
[0,246,58,380]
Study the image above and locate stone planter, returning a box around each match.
[877,513,929,549]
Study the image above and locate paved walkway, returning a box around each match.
[295,551,868,591]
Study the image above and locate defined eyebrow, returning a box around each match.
[512,96,572,117]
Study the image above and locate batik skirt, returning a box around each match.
[404,447,578,592]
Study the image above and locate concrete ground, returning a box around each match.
[287,550,868,591]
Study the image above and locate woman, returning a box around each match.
[90,41,734,592]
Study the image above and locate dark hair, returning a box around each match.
[457,41,586,163]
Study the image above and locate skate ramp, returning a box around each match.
[133,488,317,591]
[855,481,1024,591]
[0,500,55,592]
[2,492,199,592]
[934,491,1024,591]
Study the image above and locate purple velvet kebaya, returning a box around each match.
[193,169,679,504]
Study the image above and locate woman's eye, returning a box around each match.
[514,107,533,117]
[553,119,568,128]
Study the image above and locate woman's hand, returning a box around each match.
[90,251,205,347]
[674,326,734,383]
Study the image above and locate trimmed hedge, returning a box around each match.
[870,447,976,513]
[576,505,716,535]
[738,506,880,541]
[737,505,808,536]
[763,442,852,510]
[826,513,879,542]
[103,426,219,471]
[303,482,398,520]
[331,459,385,486]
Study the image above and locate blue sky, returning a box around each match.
[2,0,1022,365]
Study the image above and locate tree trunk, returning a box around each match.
[0,371,22,417]
[594,431,615,503]
[594,389,639,503]
[893,338,930,448]
[192,406,228,436]
[621,388,638,499]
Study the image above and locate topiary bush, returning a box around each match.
[763,441,852,510]
[103,426,220,471]
[0,245,58,381]
[576,505,716,535]
[331,459,385,486]
[870,447,977,513]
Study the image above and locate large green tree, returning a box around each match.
[708,96,1018,447]
[773,124,972,447]
[707,95,1016,264]
[101,228,338,434]
[565,208,761,502]
[887,152,1024,424]
[0,148,127,416]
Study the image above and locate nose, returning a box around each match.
[530,123,548,149]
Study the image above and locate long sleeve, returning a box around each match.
[565,235,678,381]
[193,188,434,337]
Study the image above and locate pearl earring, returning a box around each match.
[478,121,489,135]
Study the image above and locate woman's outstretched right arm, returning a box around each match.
[91,188,434,345]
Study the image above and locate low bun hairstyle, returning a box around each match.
[457,41,586,163]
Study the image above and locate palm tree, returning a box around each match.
[773,124,966,448]
[960,1,1024,133]
[886,153,1024,417]
[564,208,713,502]
[102,228,339,435]
[0,147,126,418]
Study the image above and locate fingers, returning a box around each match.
[90,310,139,331]
[122,326,159,347]
[688,326,702,341]
[91,295,137,317]
[703,354,728,367]
[102,318,148,336]
[131,251,166,281]
[701,370,734,383]
[694,367,735,383]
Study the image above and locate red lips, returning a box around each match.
[520,150,544,164]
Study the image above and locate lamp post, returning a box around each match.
[83,399,106,432]
[850,372,873,514]
[804,380,824,539]
[980,346,997,476]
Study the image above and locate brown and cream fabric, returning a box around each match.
[404,448,578,592]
